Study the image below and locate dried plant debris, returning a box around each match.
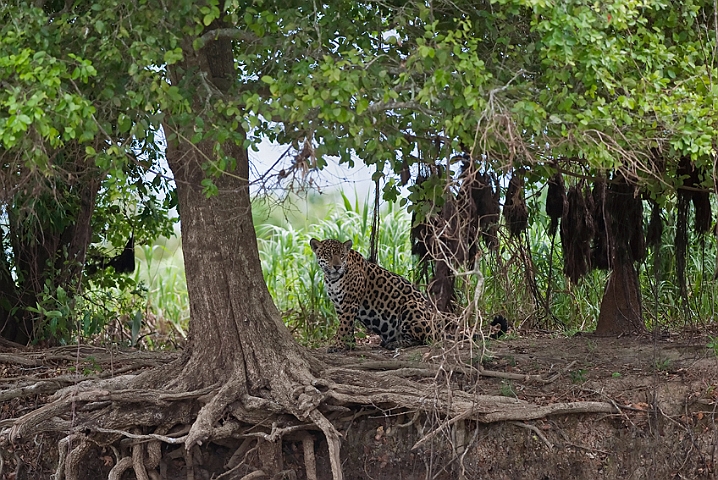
[560,174,646,284]
[399,159,411,186]
[645,199,663,247]
[591,178,609,271]
[560,182,595,284]
[428,259,456,313]
[471,172,500,249]
[545,172,567,236]
[606,176,645,265]
[681,158,708,231]
[677,156,713,234]
[503,168,529,237]
[675,156,713,298]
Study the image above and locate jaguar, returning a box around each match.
[310,238,507,351]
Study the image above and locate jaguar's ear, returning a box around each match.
[343,239,353,251]
[310,238,321,252]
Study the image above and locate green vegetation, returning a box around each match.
[499,380,517,398]
[570,369,587,384]
[707,336,718,357]
[34,182,715,350]
[655,358,673,372]
[1,0,717,347]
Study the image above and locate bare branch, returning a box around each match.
[366,101,439,117]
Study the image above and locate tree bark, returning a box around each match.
[594,178,646,336]
[595,256,645,335]
[163,20,320,411]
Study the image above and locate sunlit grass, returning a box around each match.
[134,234,189,343]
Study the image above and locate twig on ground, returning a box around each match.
[563,441,609,456]
[412,407,475,451]
[238,423,315,442]
[510,421,553,450]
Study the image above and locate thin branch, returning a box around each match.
[366,100,439,117]
[510,421,553,450]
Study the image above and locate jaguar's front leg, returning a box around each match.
[328,304,358,353]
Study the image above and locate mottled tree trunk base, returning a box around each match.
[595,261,646,335]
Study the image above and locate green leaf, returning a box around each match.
[356,98,369,115]
[117,114,132,133]
[163,48,184,65]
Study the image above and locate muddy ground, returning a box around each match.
[1,330,717,479]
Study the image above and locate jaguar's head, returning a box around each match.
[310,238,352,281]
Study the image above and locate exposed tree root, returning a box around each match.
[108,456,133,480]
[308,409,343,480]
[302,434,318,480]
[327,357,577,384]
[0,348,622,480]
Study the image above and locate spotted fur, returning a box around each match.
[310,238,444,351]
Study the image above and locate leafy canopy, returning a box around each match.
[3,1,716,194]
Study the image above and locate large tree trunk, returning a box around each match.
[165,133,317,387]
[162,22,330,467]
[594,179,646,335]
[595,260,644,335]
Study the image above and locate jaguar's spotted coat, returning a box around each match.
[310,238,466,351]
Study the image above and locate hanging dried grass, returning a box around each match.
[503,168,529,237]
[545,172,567,236]
[560,182,595,284]
[470,172,500,249]
[692,191,712,235]
[607,176,645,264]
[645,200,663,247]
[591,178,609,270]
[677,156,713,234]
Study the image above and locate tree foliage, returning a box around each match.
[0,2,175,343]
[2,0,717,339]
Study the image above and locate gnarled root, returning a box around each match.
[108,456,133,480]
[1,352,622,480]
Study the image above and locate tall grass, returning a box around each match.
[134,236,190,344]
[638,214,718,328]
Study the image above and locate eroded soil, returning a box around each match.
[319,329,718,479]
[2,330,717,479]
